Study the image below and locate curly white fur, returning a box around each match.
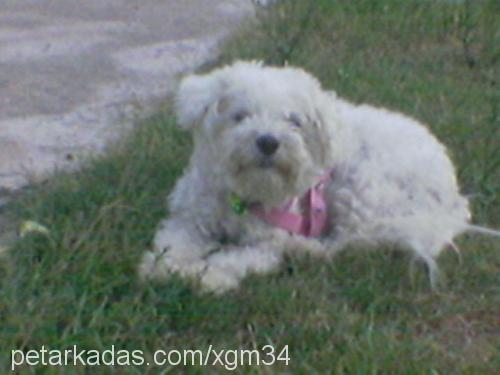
[139,61,492,294]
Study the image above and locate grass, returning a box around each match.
[1,0,499,373]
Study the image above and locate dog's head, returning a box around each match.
[176,61,340,206]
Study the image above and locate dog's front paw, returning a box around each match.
[200,266,240,294]
[138,250,207,282]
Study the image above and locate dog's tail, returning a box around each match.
[465,224,500,238]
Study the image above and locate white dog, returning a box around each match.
[139,61,497,293]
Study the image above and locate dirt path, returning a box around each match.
[0,0,255,190]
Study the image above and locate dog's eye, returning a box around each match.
[232,110,250,123]
[287,113,302,128]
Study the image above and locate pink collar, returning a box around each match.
[250,170,332,237]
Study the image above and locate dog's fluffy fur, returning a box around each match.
[139,61,484,293]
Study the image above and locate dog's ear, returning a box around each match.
[311,91,340,167]
[175,72,221,130]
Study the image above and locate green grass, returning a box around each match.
[1,0,499,373]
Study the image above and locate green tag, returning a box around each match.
[229,193,248,215]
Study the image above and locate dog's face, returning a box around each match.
[176,62,337,206]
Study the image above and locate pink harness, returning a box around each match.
[251,171,332,237]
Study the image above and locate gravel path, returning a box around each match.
[0,0,256,191]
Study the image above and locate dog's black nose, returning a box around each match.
[256,134,279,156]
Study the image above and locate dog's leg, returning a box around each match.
[139,219,214,282]
[200,244,284,294]
[199,235,332,294]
